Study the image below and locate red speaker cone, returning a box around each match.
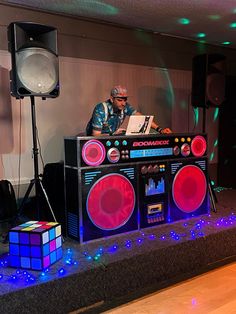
[82,140,105,166]
[191,135,207,157]
[87,174,135,230]
[172,165,207,213]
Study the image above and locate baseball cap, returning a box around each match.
[110,85,128,98]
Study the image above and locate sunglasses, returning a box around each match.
[114,97,128,101]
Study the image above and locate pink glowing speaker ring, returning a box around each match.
[172,165,207,213]
[87,173,135,230]
[82,139,105,166]
[191,135,207,157]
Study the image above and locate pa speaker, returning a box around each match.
[8,22,59,98]
[191,54,226,108]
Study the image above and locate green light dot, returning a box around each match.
[222,41,231,45]
[194,107,199,125]
[197,41,206,54]
[196,33,206,38]
[230,22,236,28]
[213,108,219,121]
[210,152,214,161]
[214,139,218,147]
[180,100,187,109]
[178,18,190,25]
[208,15,221,20]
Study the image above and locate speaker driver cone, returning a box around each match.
[87,174,135,230]
[172,165,207,213]
[207,73,225,106]
[16,47,58,94]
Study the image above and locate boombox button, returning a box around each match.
[107,148,120,163]
[147,165,153,173]
[114,140,120,146]
[122,140,128,146]
[160,164,165,171]
[106,141,112,147]
[141,166,148,174]
[181,143,190,156]
[153,165,159,173]
[173,146,180,156]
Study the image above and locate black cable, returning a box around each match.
[36,125,45,171]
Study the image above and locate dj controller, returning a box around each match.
[64,133,209,242]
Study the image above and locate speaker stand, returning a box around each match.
[208,179,217,213]
[202,106,206,133]
[18,96,57,222]
[202,108,218,212]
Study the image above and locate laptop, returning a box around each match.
[114,115,153,135]
[126,115,153,135]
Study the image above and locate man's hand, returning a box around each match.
[92,129,102,136]
[161,128,172,134]
[113,128,126,135]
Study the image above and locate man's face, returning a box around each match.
[111,97,128,111]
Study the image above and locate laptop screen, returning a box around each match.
[125,115,153,135]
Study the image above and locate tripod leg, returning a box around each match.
[208,182,217,213]
[210,182,218,203]
[18,180,35,217]
[208,177,218,203]
[38,180,57,222]
[38,179,65,242]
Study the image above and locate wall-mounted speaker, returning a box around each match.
[191,53,226,108]
[8,22,59,98]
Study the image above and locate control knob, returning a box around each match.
[107,148,120,163]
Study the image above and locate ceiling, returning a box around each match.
[3,0,236,49]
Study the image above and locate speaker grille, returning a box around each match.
[206,73,225,106]
[8,22,59,98]
[16,48,58,94]
[191,53,226,108]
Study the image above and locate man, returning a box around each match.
[86,85,172,136]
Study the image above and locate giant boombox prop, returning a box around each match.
[64,133,209,242]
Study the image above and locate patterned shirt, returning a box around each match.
[86,99,137,135]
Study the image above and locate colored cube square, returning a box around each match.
[31,246,42,258]
[9,221,62,270]
[9,244,19,255]
[19,233,30,244]
[20,245,30,257]
[42,231,49,244]
[43,243,50,256]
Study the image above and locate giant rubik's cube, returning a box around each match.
[9,221,62,270]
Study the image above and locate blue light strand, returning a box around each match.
[0,212,235,285]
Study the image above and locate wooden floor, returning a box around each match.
[103,262,236,314]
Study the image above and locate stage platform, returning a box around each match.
[0,188,236,314]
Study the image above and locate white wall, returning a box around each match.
[0,50,218,192]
